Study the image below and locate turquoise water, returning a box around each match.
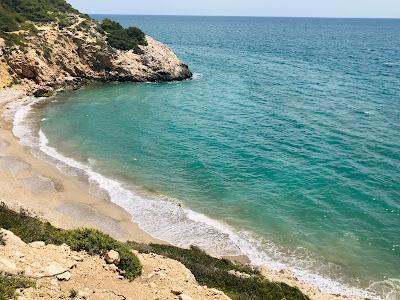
[33,17,399,298]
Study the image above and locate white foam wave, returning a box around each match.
[192,72,203,80]
[11,97,44,147]
[10,100,389,300]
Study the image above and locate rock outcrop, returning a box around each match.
[0,228,229,300]
[0,14,192,90]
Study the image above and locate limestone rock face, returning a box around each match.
[0,15,192,91]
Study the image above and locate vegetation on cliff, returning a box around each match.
[100,18,147,51]
[0,204,308,300]
[0,0,146,51]
[130,242,309,300]
[0,205,142,280]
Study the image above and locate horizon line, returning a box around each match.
[89,13,400,20]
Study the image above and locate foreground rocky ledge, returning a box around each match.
[0,229,228,300]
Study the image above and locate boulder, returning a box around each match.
[33,87,54,98]
[179,294,193,300]
[44,263,68,276]
[29,241,46,248]
[0,258,22,275]
[56,271,72,281]
[171,287,183,295]
[0,229,26,247]
[105,250,120,265]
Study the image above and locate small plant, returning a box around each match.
[0,275,35,300]
[43,48,52,61]
[69,289,78,298]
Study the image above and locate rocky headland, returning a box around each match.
[0,3,192,94]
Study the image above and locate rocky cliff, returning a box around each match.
[0,13,192,91]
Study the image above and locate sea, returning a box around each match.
[16,16,400,299]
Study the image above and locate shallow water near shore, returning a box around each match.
[22,16,400,298]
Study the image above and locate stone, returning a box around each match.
[171,287,183,295]
[228,269,252,279]
[77,290,91,299]
[0,258,21,275]
[105,250,120,265]
[70,255,84,262]
[179,294,193,300]
[0,229,26,246]
[33,87,54,98]
[29,241,46,248]
[44,263,68,276]
[209,288,224,295]
[14,251,25,259]
[56,271,72,281]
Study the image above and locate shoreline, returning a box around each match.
[0,85,367,300]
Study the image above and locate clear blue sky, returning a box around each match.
[67,0,400,18]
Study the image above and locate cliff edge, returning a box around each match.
[0,2,192,90]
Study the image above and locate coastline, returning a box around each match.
[0,85,367,300]
[0,85,162,244]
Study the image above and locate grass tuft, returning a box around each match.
[0,275,35,300]
[69,289,78,298]
[129,242,309,300]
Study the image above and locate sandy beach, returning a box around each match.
[0,86,161,244]
[0,86,365,300]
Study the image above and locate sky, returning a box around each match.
[67,0,400,18]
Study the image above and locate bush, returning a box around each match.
[0,232,5,246]
[0,5,22,32]
[100,18,147,52]
[128,242,309,300]
[0,205,142,280]
[43,47,52,60]
[69,289,78,298]
[0,275,35,300]
[0,0,78,23]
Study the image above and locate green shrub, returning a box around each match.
[129,242,309,300]
[2,33,27,48]
[43,47,52,60]
[0,275,35,300]
[69,289,78,298]
[0,4,22,32]
[0,204,142,280]
[0,0,78,23]
[0,232,5,246]
[100,18,147,52]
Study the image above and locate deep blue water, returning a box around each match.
[35,16,399,298]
